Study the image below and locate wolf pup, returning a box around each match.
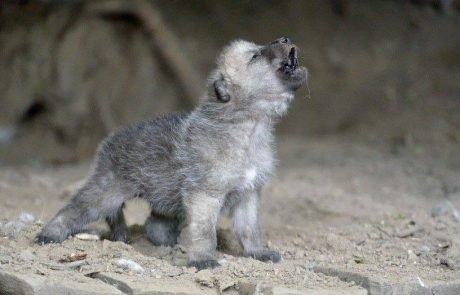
[36,37,307,270]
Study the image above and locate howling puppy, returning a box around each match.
[36,37,308,270]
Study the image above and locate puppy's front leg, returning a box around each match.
[182,191,223,270]
[231,190,281,263]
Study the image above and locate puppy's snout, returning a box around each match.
[271,37,292,45]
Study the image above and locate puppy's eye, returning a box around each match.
[250,53,260,61]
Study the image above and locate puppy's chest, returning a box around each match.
[237,149,272,191]
[222,125,274,191]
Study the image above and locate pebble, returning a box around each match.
[75,233,100,241]
[419,245,430,253]
[435,222,447,230]
[117,258,144,273]
[453,210,460,222]
[1,221,25,238]
[18,212,35,224]
[431,200,460,221]
[0,212,35,238]
[407,249,417,263]
[433,232,452,247]
[431,201,451,217]
[439,257,455,270]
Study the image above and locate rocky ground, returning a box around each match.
[0,136,459,295]
[0,1,459,294]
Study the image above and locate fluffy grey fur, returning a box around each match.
[36,37,307,270]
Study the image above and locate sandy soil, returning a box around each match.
[0,135,459,294]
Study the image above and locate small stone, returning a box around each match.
[417,276,426,288]
[439,257,455,270]
[75,233,100,241]
[352,255,366,264]
[407,249,417,263]
[116,258,144,273]
[432,201,450,217]
[18,212,34,224]
[453,210,460,222]
[166,268,183,277]
[431,200,460,221]
[1,221,26,238]
[433,233,452,248]
[420,245,430,253]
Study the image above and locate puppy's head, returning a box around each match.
[205,37,307,119]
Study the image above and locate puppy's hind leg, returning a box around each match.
[106,203,128,243]
[36,174,127,244]
[145,212,179,247]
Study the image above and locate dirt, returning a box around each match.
[0,134,459,294]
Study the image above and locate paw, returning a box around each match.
[35,224,70,244]
[187,259,220,271]
[110,230,128,243]
[244,249,282,263]
[35,231,66,244]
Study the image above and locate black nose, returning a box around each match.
[271,37,291,45]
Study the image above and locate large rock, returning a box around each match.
[89,272,215,295]
[314,266,460,295]
[0,270,123,295]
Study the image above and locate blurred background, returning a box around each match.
[0,0,459,166]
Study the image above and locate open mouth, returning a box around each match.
[281,47,298,74]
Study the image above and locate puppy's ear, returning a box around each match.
[213,79,231,103]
